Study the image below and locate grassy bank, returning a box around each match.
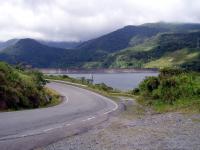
[41,88,62,108]
[0,62,61,111]
[134,68,200,113]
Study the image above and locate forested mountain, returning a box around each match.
[0,39,77,68]
[95,31,200,71]
[142,22,200,32]
[0,39,19,51]
[39,40,81,49]
[77,25,168,53]
[0,39,81,50]
[0,22,200,70]
[0,38,107,68]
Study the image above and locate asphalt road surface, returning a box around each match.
[0,82,118,150]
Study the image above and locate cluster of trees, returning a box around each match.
[0,62,48,110]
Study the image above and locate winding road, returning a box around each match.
[0,82,118,150]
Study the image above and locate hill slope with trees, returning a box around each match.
[0,22,199,71]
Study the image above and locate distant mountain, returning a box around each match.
[0,38,106,68]
[0,39,19,51]
[77,22,200,54]
[0,22,200,71]
[142,22,200,32]
[0,38,78,68]
[38,40,81,49]
[0,39,81,51]
[90,31,200,71]
[77,25,168,53]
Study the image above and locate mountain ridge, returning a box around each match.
[0,22,200,71]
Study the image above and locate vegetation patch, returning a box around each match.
[145,48,200,68]
[42,88,62,108]
[0,62,60,111]
[134,68,200,113]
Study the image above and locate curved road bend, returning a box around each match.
[0,82,118,150]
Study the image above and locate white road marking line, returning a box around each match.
[65,94,69,104]
[87,116,95,120]
[43,124,69,132]
[102,107,118,115]
[65,123,71,126]
[103,112,109,115]
[89,91,118,116]
[43,128,54,132]
[84,93,118,116]
[82,116,96,122]
[81,119,88,122]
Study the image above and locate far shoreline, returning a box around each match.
[38,68,158,74]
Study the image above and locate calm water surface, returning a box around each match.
[66,72,158,91]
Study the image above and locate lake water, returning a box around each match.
[66,72,158,91]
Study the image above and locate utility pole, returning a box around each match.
[91,74,94,83]
[89,73,94,84]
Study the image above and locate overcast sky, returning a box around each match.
[0,0,200,41]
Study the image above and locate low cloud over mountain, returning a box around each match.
[1,0,200,41]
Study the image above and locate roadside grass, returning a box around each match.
[154,97,200,113]
[137,96,200,113]
[41,88,62,108]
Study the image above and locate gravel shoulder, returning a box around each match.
[39,98,200,150]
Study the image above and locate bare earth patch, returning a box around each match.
[42,99,200,150]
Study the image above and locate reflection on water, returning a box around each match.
[65,72,158,91]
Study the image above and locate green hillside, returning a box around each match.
[0,39,109,68]
[0,22,199,71]
[145,48,200,68]
[87,31,200,71]
[0,39,77,68]
[77,25,168,53]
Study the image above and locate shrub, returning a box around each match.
[62,75,69,79]
[159,67,187,78]
[94,83,113,92]
[0,62,47,110]
[132,88,140,95]
[139,76,159,96]
[137,68,200,104]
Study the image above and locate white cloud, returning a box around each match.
[0,0,200,41]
